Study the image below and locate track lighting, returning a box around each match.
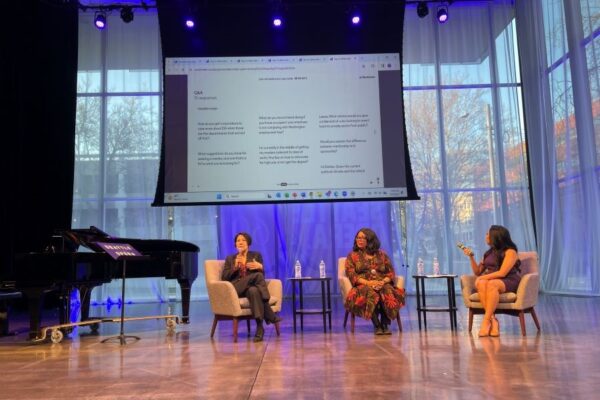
[120,6,134,23]
[417,1,429,18]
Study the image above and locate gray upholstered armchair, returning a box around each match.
[460,251,541,336]
[205,260,282,342]
[337,257,403,332]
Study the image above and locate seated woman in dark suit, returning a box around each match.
[221,232,281,342]
[344,228,405,335]
[460,224,522,337]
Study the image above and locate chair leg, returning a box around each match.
[233,318,239,342]
[210,316,218,338]
[343,310,349,328]
[350,313,355,333]
[396,314,402,332]
[530,308,541,331]
[518,311,526,336]
[246,319,251,334]
[468,309,474,332]
[274,321,281,336]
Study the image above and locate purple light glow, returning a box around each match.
[351,15,360,25]
[185,19,195,29]
[273,17,282,27]
[94,13,106,30]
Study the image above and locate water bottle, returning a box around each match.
[417,257,425,275]
[294,260,302,278]
[319,259,326,278]
[433,256,440,275]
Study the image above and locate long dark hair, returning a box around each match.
[486,225,520,270]
[234,232,252,246]
[352,228,381,255]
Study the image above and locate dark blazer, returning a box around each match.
[222,250,265,282]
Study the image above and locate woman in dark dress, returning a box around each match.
[461,225,521,337]
[222,232,281,342]
[344,228,405,335]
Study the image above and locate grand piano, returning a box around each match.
[8,227,199,339]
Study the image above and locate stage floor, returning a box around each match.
[1,294,600,399]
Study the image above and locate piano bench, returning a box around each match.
[0,291,22,336]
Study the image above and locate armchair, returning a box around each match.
[460,251,541,336]
[337,257,403,332]
[205,260,282,342]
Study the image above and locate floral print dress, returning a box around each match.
[344,250,406,321]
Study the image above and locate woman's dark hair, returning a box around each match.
[488,225,518,252]
[353,228,381,254]
[234,232,252,246]
[487,225,520,270]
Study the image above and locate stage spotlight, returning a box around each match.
[120,6,134,23]
[185,18,195,29]
[416,1,429,18]
[437,5,449,23]
[272,16,283,28]
[94,11,106,30]
[351,13,361,25]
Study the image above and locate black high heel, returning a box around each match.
[266,316,283,325]
[253,322,264,342]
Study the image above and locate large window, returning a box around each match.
[403,1,535,289]
[534,0,600,293]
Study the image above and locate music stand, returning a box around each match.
[95,242,148,345]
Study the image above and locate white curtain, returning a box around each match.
[516,0,600,295]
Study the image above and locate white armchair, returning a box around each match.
[460,251,541,336]
[337,257,403,332]
[205,260,282,342]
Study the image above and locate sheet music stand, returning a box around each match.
[95,242,148,346]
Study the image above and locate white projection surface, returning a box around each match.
[163,53,407,204]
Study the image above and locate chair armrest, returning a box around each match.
[266,279,283,312]
[460,275,477,307]
[338,276,352,299]
[513,273,540,309]
[393,275,405,290]
[207,281,244,316]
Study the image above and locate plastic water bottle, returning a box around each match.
[433,257,440,275]
[417,257,425,275]
[319,259,326,278]
[294,260,302,278]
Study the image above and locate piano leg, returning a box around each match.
[79,285,93,321]
[58,288,71,326]
[0,298,9,336]
[178,278,192,324]
[21,288,49,339]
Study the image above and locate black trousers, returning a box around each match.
[232,272,276,321]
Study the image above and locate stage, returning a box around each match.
[1,294,599,399]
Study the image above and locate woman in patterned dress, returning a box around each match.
[344,228,405,335]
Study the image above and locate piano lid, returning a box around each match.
[57,226,199,253]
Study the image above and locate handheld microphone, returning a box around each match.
[457,242,474,256]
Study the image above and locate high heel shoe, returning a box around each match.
[490,316,500,337]
[253,324,264,342]
[478,318,492,337]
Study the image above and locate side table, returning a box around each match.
[288,277,332,333]
[413,274,458,330]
